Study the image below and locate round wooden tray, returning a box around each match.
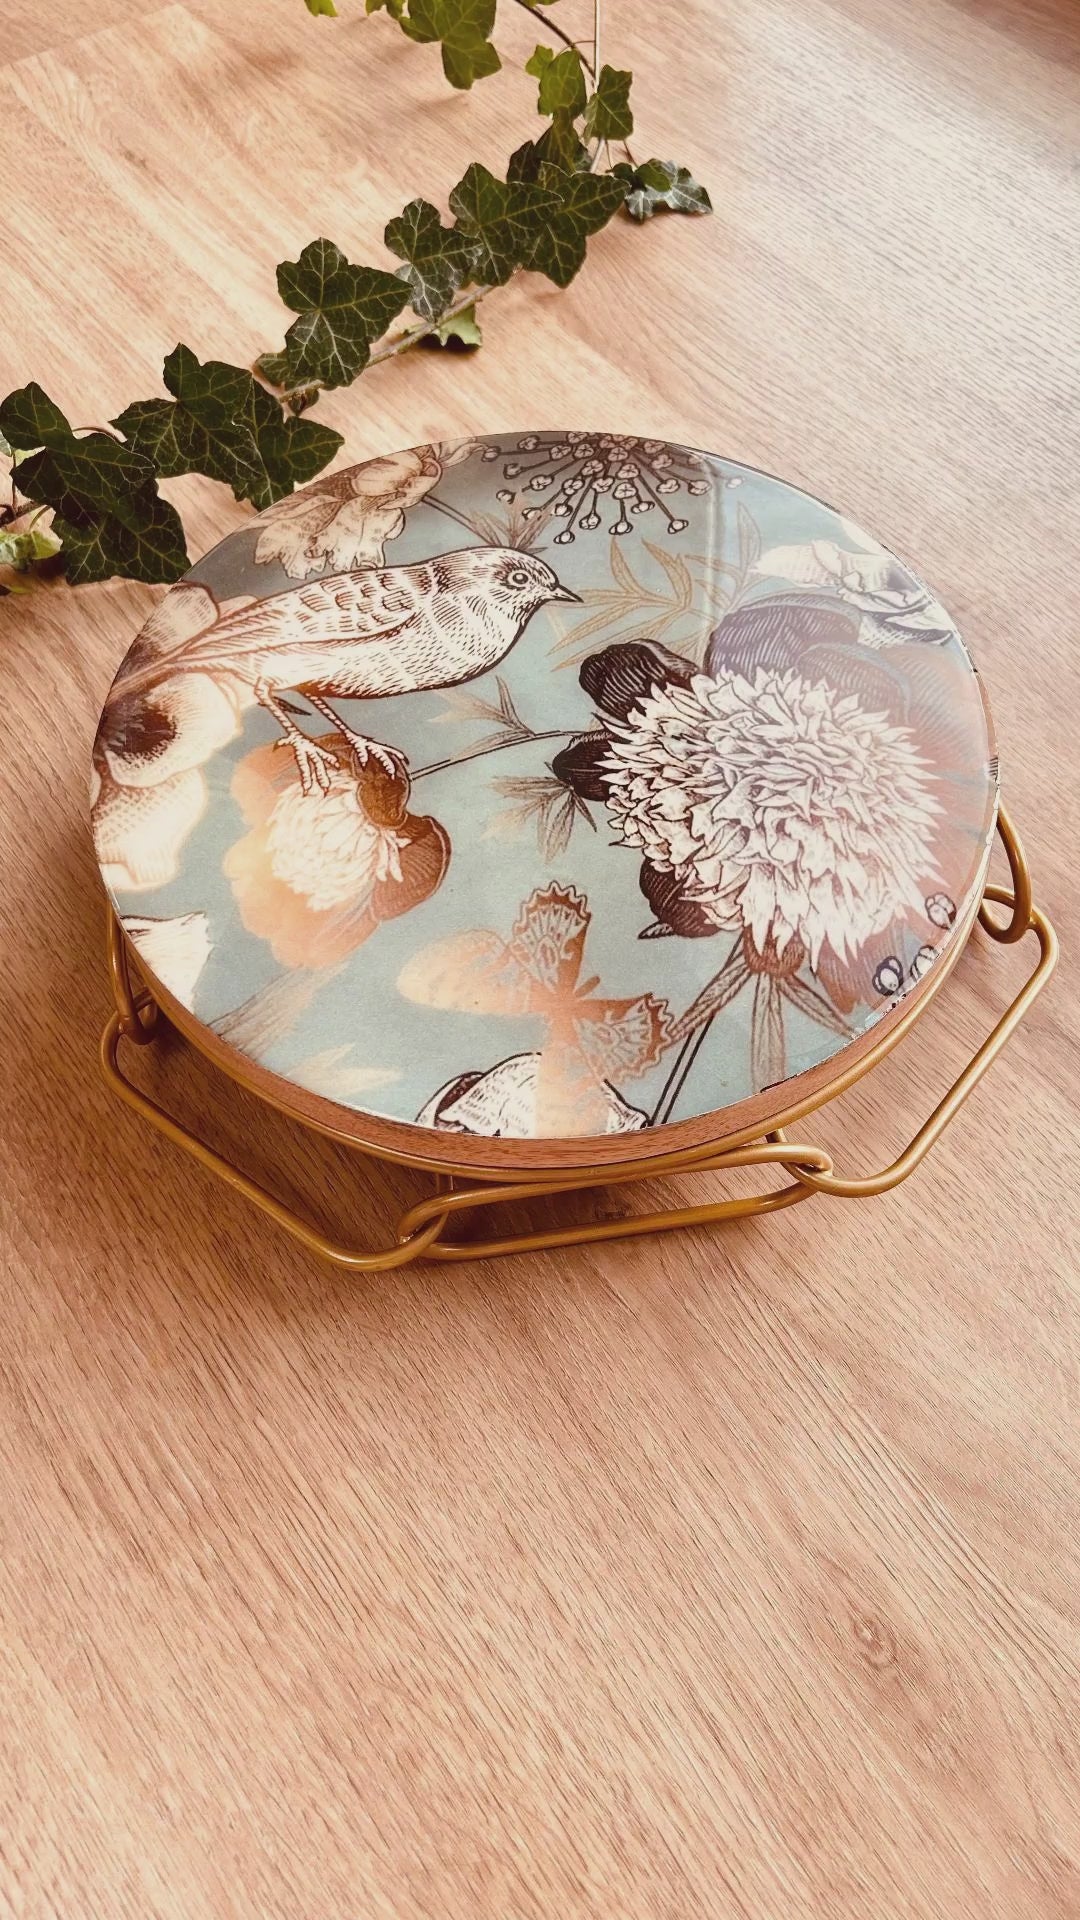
[94,434,1055,1261]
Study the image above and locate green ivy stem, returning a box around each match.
[271,0,629,404]
[365,281,491,366]
[508,0,637,167]
[270,280,488,403]
[409,724,583,782]
[509,0,597,78]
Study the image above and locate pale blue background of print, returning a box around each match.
[103,437,994,1132]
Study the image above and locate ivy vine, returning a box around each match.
[0,0,710,595]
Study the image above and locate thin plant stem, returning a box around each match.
[366,283,489,366]
[424,494,486,536]
[410,726,580,782]
[649,1016,714,1127]
[269,1,633,408]
[510,0,597,77]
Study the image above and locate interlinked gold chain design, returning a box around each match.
[100,806,1056,1267]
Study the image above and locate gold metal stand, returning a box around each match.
[100,807,1056,1267]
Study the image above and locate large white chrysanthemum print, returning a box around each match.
[601,666,943,968]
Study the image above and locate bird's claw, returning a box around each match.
[345,735,409,782]
[277,733,340,796]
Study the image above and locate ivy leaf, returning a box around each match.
[531,44,586,115]
[304,0,338,14]
[15,458,187,585]
[384,198,473,321]
[0,429,10,459]
[448,163,558,286]
[401,0,500,89]
[507,112,590,181]
[114,345,343,510]
[0,381,70,453]
[0,522,62,570]
[1,382,189,585]
[420,303,483,349]
[613,158,712,221]
[441,35,499,86]
[527,163,626,286]
[366,0,405,14]
[255,351,294,391]
[583,64,633,140]
[266,238,410,389]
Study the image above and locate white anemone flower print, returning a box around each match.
[755,529,955,646]
[253,440,472,579]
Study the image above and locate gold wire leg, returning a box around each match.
[394,1138,832,1261]
[99,802,1056,1263]
[102,915,449,1271]
[775,807,1057,1199]
[101,1012,449,1270]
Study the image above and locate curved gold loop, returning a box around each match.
[96,800,1055,1262]
[979,804,1033,943]
[107,909,159,1044]
[101,1013,448,1270]
[778,890,1056,1199]
[419,1180,818,1260]
[395,1137,832,1257]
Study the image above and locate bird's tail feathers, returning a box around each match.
[111,579,222,689]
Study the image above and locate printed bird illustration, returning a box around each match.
[104,545,579,795]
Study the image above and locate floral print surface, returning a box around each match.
[91,432,997,1141]
[398,884,669,1137]
[225,737,450,969]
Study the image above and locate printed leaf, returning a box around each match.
[487,773,595,860]
[434,674,529,736]
[643,537,693,606]
[527,163,626,286]
[613,158,712,221]
[114,344,343,510]
[270,238,410,388]
[384,198,474,320]
[304,0,338,14]
[448,162,559,286]
[524,43,554,78]
[583,65,633,141]
[779,972,853,1040]
[736,499,761,575]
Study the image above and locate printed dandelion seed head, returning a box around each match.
[476,433,714,543]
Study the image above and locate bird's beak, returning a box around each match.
[553,585,582,603]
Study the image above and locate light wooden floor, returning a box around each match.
[2,2,1079,1914]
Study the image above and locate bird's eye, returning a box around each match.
[505,567,531,589]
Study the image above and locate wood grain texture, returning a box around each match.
[1,2,1078,1914]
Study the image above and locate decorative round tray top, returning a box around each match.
[92,432,997,1159]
